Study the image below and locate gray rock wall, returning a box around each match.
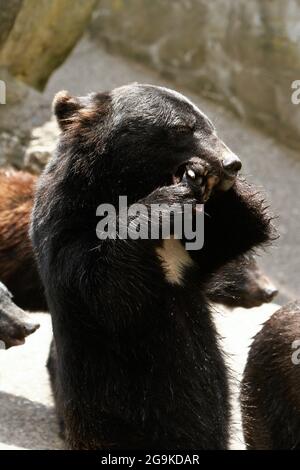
[0,0,97,90]
[0,0,97,166]
[90,0,300,150]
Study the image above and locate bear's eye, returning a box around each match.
[172,123,195,135]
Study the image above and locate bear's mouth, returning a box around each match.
[3,335,25,349]
[172,163,187,185]
[171,158,235,203]
[1,318,40,349]
[217,173,238,191]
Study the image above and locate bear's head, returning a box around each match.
[0,282,40,349]
[207,256,278,309]
[53,83,241,205]
[32,83,274,276]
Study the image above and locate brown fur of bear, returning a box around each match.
[0,169,47,311]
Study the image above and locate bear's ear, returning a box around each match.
[53,91,82,131]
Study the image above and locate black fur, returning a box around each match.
[206,255,277,309]
[241,301,300,449]
[31,84,273,449]
[0,170,274,312]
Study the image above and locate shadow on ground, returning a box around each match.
[0,392,63,449]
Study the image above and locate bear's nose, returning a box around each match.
[263,285,278,301]
[22,321,40,336]
[222,153,242,174]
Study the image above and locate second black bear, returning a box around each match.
[241,301,300,449]
[31,84,273,449]
[206,254,277,308]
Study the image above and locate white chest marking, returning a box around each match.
[156,238,194,285]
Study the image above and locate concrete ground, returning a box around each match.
[0,304,280,450]
[1,36,299,450]
[0,313,63,450]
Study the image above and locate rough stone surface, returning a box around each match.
[24,119,59,174]
[0,68,50,167]
[0,132,25,168]
[91,0,300,151]
[0,0,97,90]
[0,313,64,450]
[0,0,97,165]
[0,0,23,46]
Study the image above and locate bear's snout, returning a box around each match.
[217,144,242,191]
[222,151,242,175]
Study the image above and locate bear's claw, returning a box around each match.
[182,158,220,203]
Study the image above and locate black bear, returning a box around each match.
[47,255,279,441]
[31,84,273,449]
[206,254,277,309]
[0,281,39,349]
[0,171,277,311]
[241,301,300,449]
[0,169,47,311]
